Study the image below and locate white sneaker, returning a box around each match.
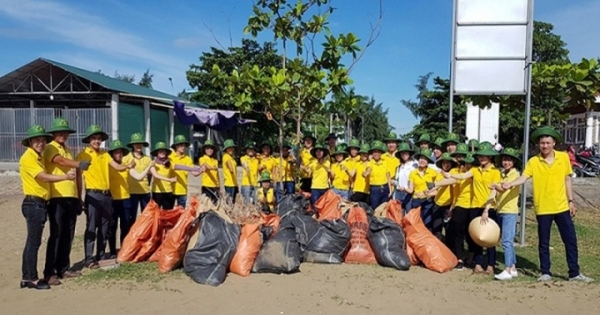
[538,274,552,282]
[494,270,513,281]
[510,270,518,277]
[569,274,594,283]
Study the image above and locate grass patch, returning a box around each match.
[76,262,183,286]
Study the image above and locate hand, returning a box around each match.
[66,170,76,180]
[169,177,177,183]
[490,183,499,190]
[569,200,577,217]
[397,186,405,192]
[200,165,207,172]
[442,171,451,179]
[480,210,489,225]
[149,161,156,167]
[127,161,136,169]
[78,160,91,171]
[501,182,512,190]
[78,200,86,216]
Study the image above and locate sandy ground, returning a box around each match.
[1,173,600,315]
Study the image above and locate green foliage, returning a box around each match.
[138,69,154,88]
[352,95,393,143]
[113,71,136,83]
[533,21,570,64]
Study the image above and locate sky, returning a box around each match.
[0,0,599,135]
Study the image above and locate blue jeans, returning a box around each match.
[498,213,518,268]
[109,198,133,256]
[536,210,580,278]
[393,190,413,214]
[241,186,256,203]
[224,187,238,202]
[412,198,434,231]
[486,210,498,267]
[369,185,390,209]
[174,195,187,207]
[310,188,328,208]
[130,193,150,213]
[276,181,296,202]
[332,188,349,200]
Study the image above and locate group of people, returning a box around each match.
[18,118,593,290]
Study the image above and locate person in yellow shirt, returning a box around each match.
[149,141,178,210]
[299,132,316,193]
[124,132,152,212]
[432,137,444,163]
[198,140,220,204]
[330,145,354,200]
[258,141,277,178]
[502,126,593,282]
[382,132,401,178]
[415,133,432,151]
[425,152,458,240]
[451,143,469,164]
[306,143,331,208]
[76,125,133,269]
[170,134,200,207]
[256,171,276,213]
[240,142,259,203]
[365,140,391,209]
[406,148,438,231]
[19,125,76,290]
[442,132,460,155]
[42,117,90,284]
[273,142,296,201]
[325,133,338,160]
[346,138,361,166]
[221,139,238,201]
[350,143,371,203]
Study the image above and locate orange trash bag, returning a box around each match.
[386,199,403,226]
[344,205,377,264]
[158,197,199,273]
[406,243,420,265]
[148,206,185,262]
[117,200,160,263]
[260,212,280,240]
[229,223,262,277]
[403,208,457,273]
[315,189,342,220]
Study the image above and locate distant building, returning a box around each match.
[561,95,600,148]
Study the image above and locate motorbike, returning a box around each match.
[570,145,598,177]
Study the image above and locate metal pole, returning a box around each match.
[519,0,535,246]
[448,0,458,133]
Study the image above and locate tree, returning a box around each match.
[533,21,570,64]
[113,71,135,83]
[352,95,393,144]
[138,69,154,88]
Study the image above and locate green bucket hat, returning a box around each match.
[108,139,130,155]
[467,139,480,152]
[432,137,444,149]
[310,143,330,158]
[151,141,172,156]
[451,143,469,157]
[21,124,52,147]
[394,142,416,159]
[531,126,563,144]
[259,141,273,151]
[281,141,293,150]
[461,153,476,164]
[442,132,460,146]
[416,133,432,146]
[259,171,272,182]
[302,130,317,143]
[201,139,218,151]
[82,124,108,144]
[435,152,459,169]
[369,140,386,153]
[347,138,361,150]
[359,143,370,155]
[127,132,149,148]
[222,139,237,151]
[242,141,257,152]
[497,147,522,168]
[413,148,434,164]
[333,144,349,156]
[171,134,190,149]
[325,133,338,141]
[383,131,400,143]
[48,117,75,134]
[474,141,499,157]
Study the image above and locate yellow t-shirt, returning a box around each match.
[309,159,331,189]
[368,159,389,186]
[122,153,151,194]
[222,153,238,187]
[409,167,438,198]
[454,169,473,209]
[300,147,315,178]
[76,147,111,191]
[382,152,400,176]
[274,156,295,182]
[199,155,219,188]
[152,163,175,193]
[524,150,572,215]
[345,156,360,168]
[109,166,129,200]
[20,148,50,200]
[353,161,370,193]
[170,152,194,195]
[259,155,277,177]
[471,165,502,208]
[434,168,459,207]
[331,160,351,190]
[497,168,520,214]
[256,187,276,211]
[43,141,77,198]
[240,155,259,187]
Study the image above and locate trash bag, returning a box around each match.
[158,197,199,273]
[304,220,351,264]
[356,202,375,217]
[252,216,301,274]
[406,244,420,266]
[303,251,343,264]
[367,217,410,270]
[343,205,377,264]
[315,190,342,220]
[386,200,403,226]
[230,223,262,277]
[403,208,457,273]
[275,194,311,217]
[148,206,185,262]
[290,213,321,253]
[117,200,160,263]
[183,211,240,286]
[260,212,281,240]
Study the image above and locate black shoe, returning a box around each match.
[454,262,465,270]
[21,280,51,290]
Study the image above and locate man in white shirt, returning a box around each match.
[393,143,417,212]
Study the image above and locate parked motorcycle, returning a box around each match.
[569,145,597,177]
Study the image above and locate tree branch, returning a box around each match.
[347,0,383,73]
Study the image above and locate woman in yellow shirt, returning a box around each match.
[306,143,331,208]
[274,142,296,201]
[256,171,276,212]
[222,139,238,201]
[240,142,259,203]
[198,140,220,204]
[124,132,152,213]
[483,148,521,281]
[330,145,354,200]
[170,134,200,207]
[406,148,438,230]
[350,143,371,203]
[365,140,391,209]
[149,142,177,210]
[299,132,316,193]
[258,141,277,177]
[426,152,459,240]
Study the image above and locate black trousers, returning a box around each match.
[44,197,78,278]
[152,192,175,210]
[21,196,47,281]
[432,204,450,241]
[350,192,369,203]
[449,207,483,262]
[300,178,312,193]
[201,187,219,205]
[84,191,113,263]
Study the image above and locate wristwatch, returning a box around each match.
[568,199,574,203]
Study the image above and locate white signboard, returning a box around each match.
[465,102,500,144]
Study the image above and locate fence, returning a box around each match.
[0,108,112,161]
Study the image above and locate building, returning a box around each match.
[561,95,600,148]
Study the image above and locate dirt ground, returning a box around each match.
[1,173,599,315]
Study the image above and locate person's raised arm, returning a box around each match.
[501,174,530,190]
[434,177,458,188]
[110,159,131,171]
[405,180,415,194]
[36,170,76,183]
[450,170,473,180]
[149,166,176,183]
[129,161,154,181]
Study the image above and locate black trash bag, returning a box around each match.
[290,213,321,253]
[183,211,240,286]
[252,216,301,274]
[367,217,410,271]
[275,194,311,217]
[305,219,351,264]
[303,251,343,264]
[356,202,375,218]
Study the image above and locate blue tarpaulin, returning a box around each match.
[173,100,254,131]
